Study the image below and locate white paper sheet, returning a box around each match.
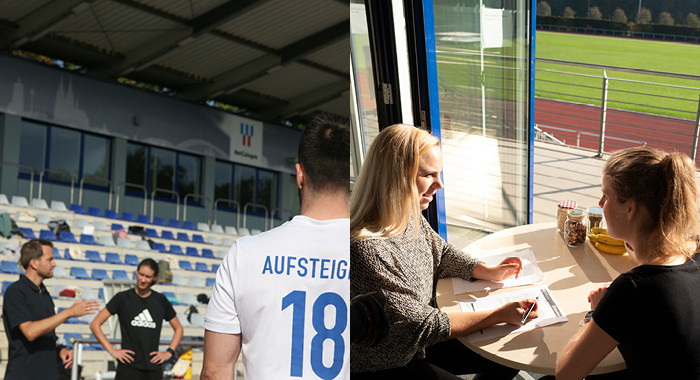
[452,249,544,294]
[459,285,568,342]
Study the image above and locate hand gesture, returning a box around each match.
[59,347,73,369]
[587,283,610,310]
[498,299,539,325]
[68,300,101,318]
[476,257,523,282]
[150,350,174,364]
[111,349,136,364]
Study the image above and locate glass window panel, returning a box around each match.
[257,170,277,213]
[234,165,256,210]
[19,121,47,177]
[433,0,531,243]
[126,143,147,193]
[214,161,233,204]
[82,134,110,186]
[48,127,80,182]
[151,148,175,198]
[177,153,199,199]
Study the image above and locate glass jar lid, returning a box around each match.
[567,209,585,220]
[558,200,578,210]
[587,206,603,217]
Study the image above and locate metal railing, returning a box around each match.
[183,193,211,225]
[243,202,268,230]
[78,176,112,210]
[213,198,240,228]
[38,168,75,204]
[150,188,180,221]
[270,207,294,229]
[115,182,148,215]
[535,67,700,162]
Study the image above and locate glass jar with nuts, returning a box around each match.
[564,209,587,247]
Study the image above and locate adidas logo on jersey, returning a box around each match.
[131,309,156,329]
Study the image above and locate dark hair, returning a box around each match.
[20,239,53,269]
[298,113,349,192]
[137,258,159,277]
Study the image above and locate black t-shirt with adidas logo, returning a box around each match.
[106,288,176,371]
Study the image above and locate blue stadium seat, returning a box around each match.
[59,231,78,243]
[124,254,140,266]
[192,234,206,244]
[137,214,151,224]
[91,268,109,281]
[169,245,183,255]
[85,250,103,263]
[70,204,85,214]
[145,228,158,238]
[2,280,14,294]
[112,270,129,280]
[183,221,196,230]
[19,227,36,239]
[98,288,104,300]
[87,207,102,217]
[176,232,189,242]
[62,248,72,260]
[105,252,122,265]
[211,264,220,273]
[80,234,97,245]
[168,219,181,229]
[53,247,61,259]
[162,291,180,305]
[178,260,194,271]
[104,209,118,219]
[39,229,56,241]
[195,262,209,272]
[152,217,166,226]
[201,249,215,259]
[120,212,135,222]
[205,278,216,288]
[185,247,199,257]
[70,267,90,280]
[149,242,164,253]
[111,223,124,231]
[161,230,175,240]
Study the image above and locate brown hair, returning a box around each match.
[20,239,54,269]
[604,147,698,260]
[351,124,440,241]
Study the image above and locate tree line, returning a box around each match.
[537,1,700,27]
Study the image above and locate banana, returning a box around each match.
[595,242,627,255]
[595,234,624,246]
[588,233,598,243]
[591,227,607,235]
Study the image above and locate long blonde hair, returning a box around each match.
[604,147,699,261]
[351,124,440,241]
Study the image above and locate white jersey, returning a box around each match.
[205,216,349,380]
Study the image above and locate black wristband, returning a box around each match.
[166,348,176,356]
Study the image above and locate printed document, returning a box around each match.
[459,285,567,342]
[452,249,544,294]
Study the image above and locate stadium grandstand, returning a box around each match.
[0,0,349,378]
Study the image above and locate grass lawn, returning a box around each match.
[536,32,700,119]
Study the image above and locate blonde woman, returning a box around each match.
[556,147,700,379]
[351,124,537,380]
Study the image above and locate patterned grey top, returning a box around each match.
[350,215,482,372]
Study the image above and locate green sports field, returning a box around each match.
[535,32,700,119]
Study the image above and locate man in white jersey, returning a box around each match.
[201,113,350,380]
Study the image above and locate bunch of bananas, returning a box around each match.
[588,227,626,255]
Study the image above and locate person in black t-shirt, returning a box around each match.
[2,239,100,380]
[90,258,183,380]
[556,147,700,380]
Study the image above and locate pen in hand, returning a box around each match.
[520,296,539,325]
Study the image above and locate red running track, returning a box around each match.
[535,98,698,160]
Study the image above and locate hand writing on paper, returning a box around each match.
[587,283,611,310]
[473,257,523,282]
[498,299,539,325]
